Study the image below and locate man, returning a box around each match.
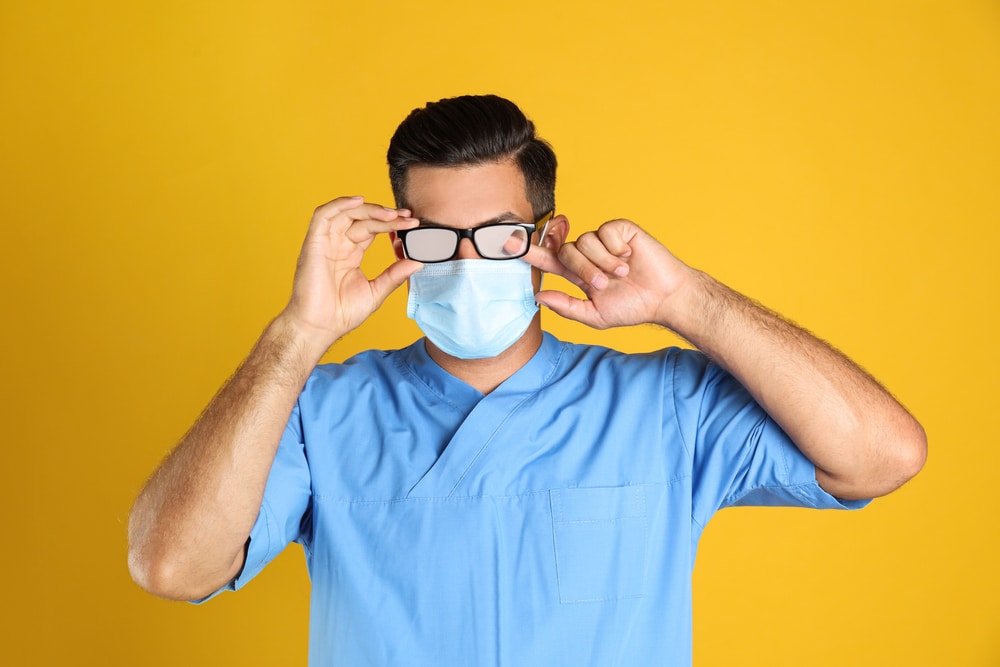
[128,95,926,665]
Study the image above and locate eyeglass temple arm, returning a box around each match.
[536,211,554,245]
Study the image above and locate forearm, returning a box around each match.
[534,218,925,498]
[663,269,927,500]
[128,315,326,600]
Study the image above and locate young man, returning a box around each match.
[128,95,926,665]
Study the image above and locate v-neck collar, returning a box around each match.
[401,332,565,499]
[397,333,564,411]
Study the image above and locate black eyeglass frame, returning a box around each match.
[397,210,555,264]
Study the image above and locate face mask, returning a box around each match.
[406,259,538,360]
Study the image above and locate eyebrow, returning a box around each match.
[416,211,527,228]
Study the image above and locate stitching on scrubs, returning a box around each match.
[775,418,793,482]
[667,353,694,464]
[721,416,797,508]
[560,593,646,605]
[666,351,711,535]
[314,488,557,505]
[488,493,508,666]
[550,486,650,603]
[235,497,276,589]
[390,349,470,413]
[312,475,690,504]
[555,517,642,525]
[443,342,568,498]
[726,482,821,506]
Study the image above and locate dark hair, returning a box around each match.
[387,95,557,218]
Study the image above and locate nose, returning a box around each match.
[455,236,480,260]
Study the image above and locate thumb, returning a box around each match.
[536,290,605,329]
[370,259,423,307]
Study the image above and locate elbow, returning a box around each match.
[889,416,928,488]
[818,416,928,501]
[126,529,176,597]
[128,544,235,602]
[127,506,188,600]
[127,518,235,602]
[128,539,207,602]
[860,416,928,499]
[128,546,184,601]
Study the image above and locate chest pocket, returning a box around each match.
[549,485,648,604]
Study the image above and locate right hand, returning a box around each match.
[279,196,423,356]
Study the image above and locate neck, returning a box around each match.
[425,320,543,394]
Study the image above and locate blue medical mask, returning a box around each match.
[406,259,538,360]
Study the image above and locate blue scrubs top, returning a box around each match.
[206,333,867,665]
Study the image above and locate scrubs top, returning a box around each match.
[206,333,866,665]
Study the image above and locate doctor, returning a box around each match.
[129,94,926,665]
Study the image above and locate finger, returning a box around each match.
[331,202,410,227]
[311,200,417,246]
[309,196,366,231]
[342,212,419,245]
[576,232,628,276]
[596,219,636,258]
[312,198,410,234]
[312,197,408,220]
[521,244,588,289]
[535,289,609,330]
[557,241,613,291]
[369,258,424,307]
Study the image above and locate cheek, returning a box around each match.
[389,234,405,260]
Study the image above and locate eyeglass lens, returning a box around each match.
[404,225,530,262]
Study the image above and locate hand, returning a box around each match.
[526,218,694,330]
[279,196,423,356]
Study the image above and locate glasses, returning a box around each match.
[398,211,554,263]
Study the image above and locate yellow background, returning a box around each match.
[2,1,997,664]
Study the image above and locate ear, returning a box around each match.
[540,214,569,253]
[389,231,405,261]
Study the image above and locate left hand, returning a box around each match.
[524,218,695,330]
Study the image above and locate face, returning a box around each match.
[392,160,567,289]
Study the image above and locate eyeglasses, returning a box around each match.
[397,211,554,263]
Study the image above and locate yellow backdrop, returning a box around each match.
[2,1,997,664]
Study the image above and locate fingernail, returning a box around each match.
[591,274,609,290]
[614,265,629,277]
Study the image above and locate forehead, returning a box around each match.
[403,161,532,227]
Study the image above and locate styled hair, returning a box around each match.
[387,95,557,218]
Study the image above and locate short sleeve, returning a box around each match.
[192,402,313,603]
[667,349,869,528]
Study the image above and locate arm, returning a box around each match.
[127,197,421,600]
[527,219,926,500]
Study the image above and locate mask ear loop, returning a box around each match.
[538,219,551,244]
[535,216,552,293]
